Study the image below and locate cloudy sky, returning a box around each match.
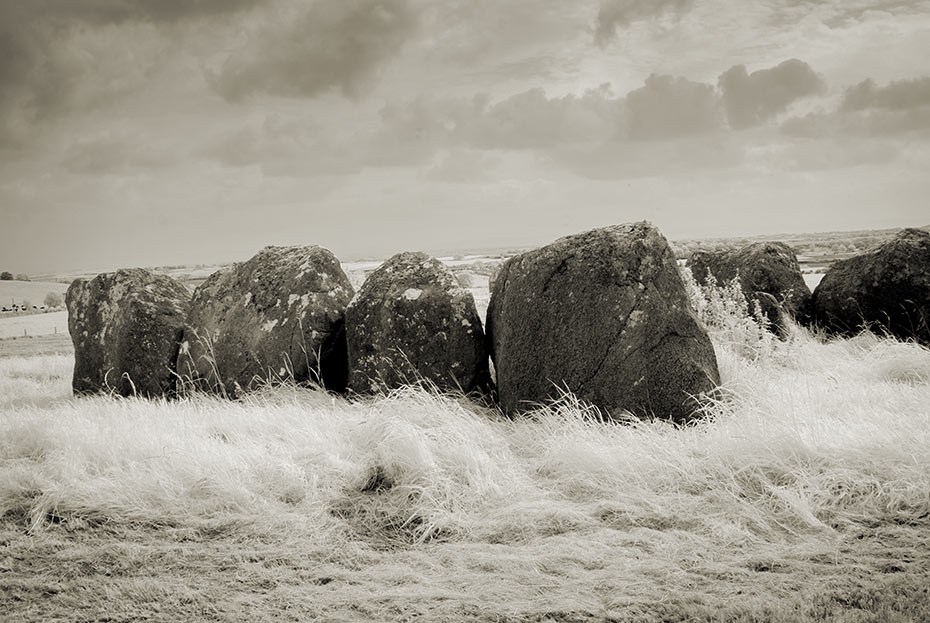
[1,0,929,274]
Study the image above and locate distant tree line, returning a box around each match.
[671,231,902,260]
[0,271,30,281]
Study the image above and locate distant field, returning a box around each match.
[0,280,68,309]
[802,272,825,290]
[0,310,69,339]
[0,333,72,358]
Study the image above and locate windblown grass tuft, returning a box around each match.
[680,265,776,362]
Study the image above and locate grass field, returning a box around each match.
[0,311,69,340]
[1,279,929,621]
[0,333,73,359]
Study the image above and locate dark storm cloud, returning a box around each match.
[372,95,486,164]
[792,0,927,29]
[367,86,623,163]
[0,0,267,146]
[626,75,723,139]
[471,85,625,148]
[842,77,930,111]
[376,77,716,153]
[783,75,930,137]
[202,54,924,184]
[205,66,790,177]
[594,0,694,45]
[0,0,266,25]
[211,0,419,101]
[762,0,924,30]
[718,59,825,129]
[205,87,623,176]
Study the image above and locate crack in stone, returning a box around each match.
[575,280,650,394]
[542,256,573,293]
[486,260,512,364]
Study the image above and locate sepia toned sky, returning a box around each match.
[1,0,929,274]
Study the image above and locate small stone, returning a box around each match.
[346,252,489,394]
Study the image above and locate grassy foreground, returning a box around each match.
[2,297,930,621]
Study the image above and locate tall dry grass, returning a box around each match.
[1,273,930,621]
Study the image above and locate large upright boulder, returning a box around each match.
[346,252,488,394]
[487,222,719,423]
[177,246,354,396]
[810,228,930,345]
[689,241,810,331]
[66,268,191,397]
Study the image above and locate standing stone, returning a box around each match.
[811,228,930,345]
[66,268,191,397]
[689,241,811,332]
[486,222,719,423]
[177,246,354,396]
[346,252,488,394]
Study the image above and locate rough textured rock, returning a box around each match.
[177,246,354,396]
[486,222,720,423]
[346,252,488,394]
[810,228,930,345]
[66,268,191,397]
[689,241,811,332]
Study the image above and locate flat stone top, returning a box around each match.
[351,251,463,300]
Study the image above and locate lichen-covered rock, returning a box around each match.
[810,228,930,345]
[487,222,720,423]
[346,252,488,394]
[66,268,191,397]
[689,241,811,333]
[176,246,354,396]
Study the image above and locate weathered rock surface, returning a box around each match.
[66,268,191,397]
[810,228,930,345]
[486,222,720,423]
[689,241,811,332]
[346,252,488,393]
[177,246,354,396]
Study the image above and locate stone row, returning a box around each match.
[69,222,930,421]
[67,221,721,422]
